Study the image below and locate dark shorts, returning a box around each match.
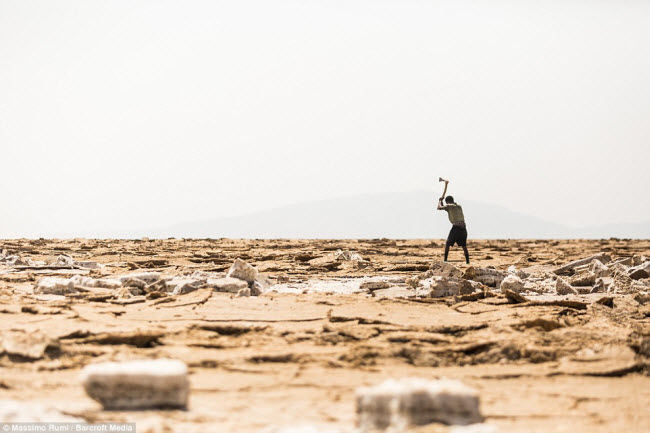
[446,224,468,247]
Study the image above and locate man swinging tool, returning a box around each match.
[437,178,470,264]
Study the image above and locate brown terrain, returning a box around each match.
[1,238,650,433]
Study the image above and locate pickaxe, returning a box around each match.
[438,177,449,201]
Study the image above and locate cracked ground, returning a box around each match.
[1,238,649,432]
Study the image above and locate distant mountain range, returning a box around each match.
[137,191,650,239]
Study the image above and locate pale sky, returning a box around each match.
[1,1,649,238]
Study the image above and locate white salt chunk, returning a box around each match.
[500,274,524,294]
[81,359,189,410]
[33,277,76,295]
[227,258,258,283]
[118,272,162,284]
[555,278,577,295]
[207,276,249,293]
[419,277,475,297]
[356,377,482,431]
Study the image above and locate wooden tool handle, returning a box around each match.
[440,180,448,201]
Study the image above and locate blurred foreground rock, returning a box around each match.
[81,359,189,410]
[356,378,482,430]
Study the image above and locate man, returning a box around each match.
[437,194,470,264]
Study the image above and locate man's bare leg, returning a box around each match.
[462,246,470,264]
[444,243,451,262]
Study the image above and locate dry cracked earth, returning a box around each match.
[1,238,650,433]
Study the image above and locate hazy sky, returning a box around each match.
[1,1,649,238]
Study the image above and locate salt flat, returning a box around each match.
[0,238,649,433]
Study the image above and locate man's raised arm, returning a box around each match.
[437,197,446,210]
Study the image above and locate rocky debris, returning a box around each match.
[29,260,271,299]
[228,258,259,283]
[634,292,650,305]
[556,278,578,295]
[406,262,463,289]
[610,266,636,293]
[499,274,524,293]
[633,280,650,292]
[610,257,634,267]
[55,255,75,267]
[33,275,149,297]
[33,277,77,295]
[430,261,463,278]
[168,277,206,295]
[154,288,212,307]
[504,289,529,304]
[146,291,168,300]
[111,296,146,305]
[128,259,169,269]
[356,378,482,430]
[0,400,83,422]
[569,271,597,287]
[208,277,249,293]
[507,265,529,279]
[115,286,138,298]
[171,282,202,296]
[589,259,610,278]
[122,277,148,289]
[521,278,553,294]
[34,275,132,295]
[70,286,115,301]
[43,255,102,270]
[595,296,615,307]
[75,260,102,269]
[553,253,611,276]
[226,258,270,296]
[237,287,251,297]
[629,261,650,280]
[145,279,168,293]
[610,262,629,276]
[1,254,16,264]
[119,272,162,284]
[71,275,123,289]
[81,359,189,410]
[20,245,650,307]
[419,277,476,298]
[334,249,364,261]
[406,275,424,289]
[592,278,610,293]
[253,274,273,295]
[633,255,648,266]
[1,330,58,360]
[406,266,487,297]
[3,255,41,267]
[462,267,505,288]
[0,253,76,269]
[360,281,391,291]
[308,250,368,271]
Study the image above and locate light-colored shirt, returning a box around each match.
[441,203,465,225]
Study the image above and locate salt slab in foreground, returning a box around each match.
[356,378,482,430]
[81,359,189,410]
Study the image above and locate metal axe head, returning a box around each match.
[439,177,448,183]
